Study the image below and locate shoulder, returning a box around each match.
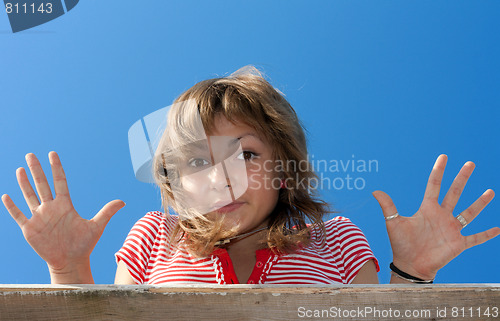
[116,211,179,284]
[310,216,380,279]
[311,216,365,239]
[135,210,178,227]
[310,216,373,253]
[324,216,364,234]
[128,211,179,239]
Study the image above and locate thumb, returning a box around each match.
[372,190,398,220]
[93,200,126,229]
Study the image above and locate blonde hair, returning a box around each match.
[153,66,332,257]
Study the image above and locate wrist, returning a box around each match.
[389,262,434,284]
[392,259,437,281]
[48,259,94,284]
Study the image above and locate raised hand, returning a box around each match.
[1,152,125,283]
[372,154,499,281]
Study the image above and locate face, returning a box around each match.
[176,114,281,233]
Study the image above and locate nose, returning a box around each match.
[208,163,230,191]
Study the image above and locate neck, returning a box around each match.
[222,220,270,252]
[215,226,267,246]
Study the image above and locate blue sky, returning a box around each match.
[0,1,498,284]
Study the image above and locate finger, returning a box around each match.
[1,194,28,227]
[92,200,126,230]
[423,154,448,201]
[16,167,40,211]
[49,151,70,197]
[464,227,500,250]
[458,189,495,226]
[441,161,475,211]
[25,153,53,203]
[372,190,399,221]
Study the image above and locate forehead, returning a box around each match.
[208,115,261,140]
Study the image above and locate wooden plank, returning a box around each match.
[0,284,499,320]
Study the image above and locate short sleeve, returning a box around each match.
[323,216,380,284]
[115,211,165,284]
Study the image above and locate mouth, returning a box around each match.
[213,201,245,213]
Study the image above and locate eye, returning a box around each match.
[236,151,258,161]
[187,158,210,167]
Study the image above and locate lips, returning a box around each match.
[213,201,245,213]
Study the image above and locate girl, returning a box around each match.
[2,66,499,285]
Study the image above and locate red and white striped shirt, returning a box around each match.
[115,211,379,284]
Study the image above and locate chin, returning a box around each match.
[221,216,245,230]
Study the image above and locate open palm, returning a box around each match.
[373,154,499,280]
[1,152,125,274]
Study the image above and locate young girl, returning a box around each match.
[2,66,499,285]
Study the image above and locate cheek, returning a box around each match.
[247,169,281,192]
[180,176,200,193]
[179,174,210,201]
[247,171,281,206]
[174,179,209,214]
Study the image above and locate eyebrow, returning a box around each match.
[187,140,209,151]
[229,133,261,146]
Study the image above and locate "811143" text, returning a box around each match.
[5,3,53,14]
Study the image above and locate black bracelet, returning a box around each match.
[389,262,434,284]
